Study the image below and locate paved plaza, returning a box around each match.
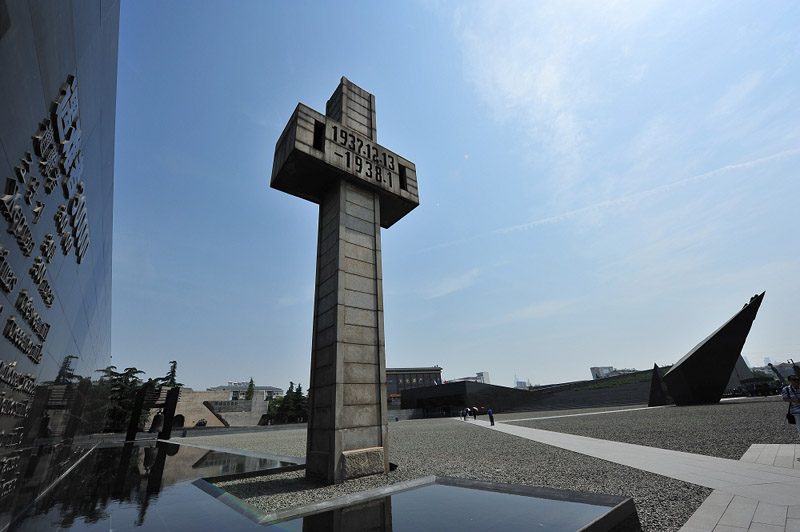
[470,415,800,531]
[183,397,800,532]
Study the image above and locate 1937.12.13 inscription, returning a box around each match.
[329,124,396,189]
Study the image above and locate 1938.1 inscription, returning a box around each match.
[329,124,396,189]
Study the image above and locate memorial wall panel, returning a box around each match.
[0,1,118,526]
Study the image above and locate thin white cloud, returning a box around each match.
[480,299,574,328]
[452,1,665,187]
[421,268,480,299]
[711,71,763,118]
[494,149,800,233]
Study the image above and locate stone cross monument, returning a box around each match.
[271,78,419,484]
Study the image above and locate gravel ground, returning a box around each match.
[177,400,781,532]
[505,396,797,459]
[198,428,708,532]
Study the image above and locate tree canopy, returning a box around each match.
[89,361,184,433]
[266,382,308,424]
[149,360,183,388]
[245,377,255,400]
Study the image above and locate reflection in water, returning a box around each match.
[0,360,231,530]
[0,444,639,532]
[2,442,300,531]
[0,434,637,531]
[272,481,640,532]
[301,496,392,532]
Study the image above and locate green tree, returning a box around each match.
[245,377,255,400]
[266,395,282,422]
[96,366,147,432]
[293,383,308,422]
[264,382,309,424]
[151,360,183,388]
[275,382,295,423]
[54,355,78,385]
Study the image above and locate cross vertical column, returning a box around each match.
[271,77,419,484]
[307,179,388,483]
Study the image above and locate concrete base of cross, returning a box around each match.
[341,446,386,480]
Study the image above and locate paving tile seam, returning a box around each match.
[464,419,800,511]
[502,405,673,423]
[461,420,800,530]
[488,421,800,479]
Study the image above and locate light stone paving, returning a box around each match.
[466,417,800,532]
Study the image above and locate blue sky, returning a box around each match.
[112,1,800,390]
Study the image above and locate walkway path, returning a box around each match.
[466,418,800,531]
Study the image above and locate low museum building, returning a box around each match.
[386,366,442,405]
[207,381,284,401]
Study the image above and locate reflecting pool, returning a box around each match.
[3,444,640,531]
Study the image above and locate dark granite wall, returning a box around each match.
[0,0,118,525]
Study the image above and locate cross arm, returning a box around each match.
[271,104,419,228]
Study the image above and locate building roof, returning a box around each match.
[387,366,443,373]
[207,385,283,391]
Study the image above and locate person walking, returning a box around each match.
[471,407,477,420]
[783,375,800,438]
[487,408,494,426]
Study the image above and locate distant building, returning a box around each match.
[590,367,614,379]
[207,381,284,401]
[514,380,530,390]
[386,367,443,405]
[449,372,490,384]
[590,366,638,380]
[175,387,272,428]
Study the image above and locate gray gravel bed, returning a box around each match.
[182,417,710,532]
[507,397,796,459]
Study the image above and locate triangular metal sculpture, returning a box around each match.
[662,292,764,406]
[648,364,673,407]
[725,354,755,391]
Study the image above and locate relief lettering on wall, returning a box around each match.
[0,192,35,257]
[0,360,37,396]
[0,464,18,502]
[0,246,17,293]
[36,279,53,308]
[2,317,42,364]
[32,201,45,224]
[32,119,60,194]
[0,359,31,453]
[68,185,89,263]
[29,257,45,285]
[0,447,20,506]
[0,455,19,476]
[14,291,50,342]
[54,204,72,255]
[0,428,24,449]
[1,73,94,361]
[0,395,29,418]
[0,453,20,502]
[40,234,56,263]
[17,155,41,207]
[53,77,80,178]
[0,355,31,492]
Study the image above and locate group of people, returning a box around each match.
[460,406,494,426]
[782,375,800,438]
